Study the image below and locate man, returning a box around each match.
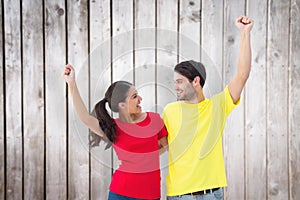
[162,16,254,199]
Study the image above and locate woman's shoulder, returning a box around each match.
[146,112,160,118]
[146,112,164,124]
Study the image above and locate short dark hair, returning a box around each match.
[174,60,206,87]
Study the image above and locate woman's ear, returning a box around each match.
[118,102,126,109]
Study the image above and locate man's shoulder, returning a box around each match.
[210,86,228,100]
[164,101,181,110]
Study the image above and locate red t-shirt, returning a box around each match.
[109,112,168,199]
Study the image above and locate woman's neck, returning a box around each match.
[118,112,146,123]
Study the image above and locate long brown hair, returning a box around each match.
[89,81,133,148]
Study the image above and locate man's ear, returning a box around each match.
[193,76,201,87]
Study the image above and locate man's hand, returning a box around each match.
[235,16,254,32]
[228,16,254,104]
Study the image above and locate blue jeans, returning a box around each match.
[108,191,160,200]
[166,188,223,200]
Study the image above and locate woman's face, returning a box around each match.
[125,86,143,114]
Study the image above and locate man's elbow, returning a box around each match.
[238,71,250,83]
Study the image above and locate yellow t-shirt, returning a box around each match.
[162,85,239,196]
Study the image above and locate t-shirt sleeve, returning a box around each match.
[158,124,168,139]
[150,111,168,139]
[161,106,167,123]
[161,106,171,137]
[224,85,240,116]
[161,104,171,127]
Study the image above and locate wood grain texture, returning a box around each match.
[179,0,200,63]
[201,0,223,96]
[0,1,299,199]
[89,0,112,199]
[289,0,300,199]
[156,0,178,114]
[267,1,290,199]
[112,0,134,82]
[243,1,268,200]
[0,0,4,198]
[4,1,23,199]
[134,0,156,113]
[67,0,90,199]
[44,0,67,199]
[22,0,45,199]
[222,1,247,199]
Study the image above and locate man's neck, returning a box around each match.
[184,89,205,104]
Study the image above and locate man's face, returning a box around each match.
[173,72,197,101]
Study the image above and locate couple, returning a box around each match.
[63,16,253,200]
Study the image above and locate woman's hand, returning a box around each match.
[63,64,76,86]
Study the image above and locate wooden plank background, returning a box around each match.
[22,0,44,199]
[1,0,299,199]
[0,0,4,199]
[4,1,22,199]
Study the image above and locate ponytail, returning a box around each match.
[89,98,116,148]
[89,80,132,148]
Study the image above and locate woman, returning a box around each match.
[63,64,168,200]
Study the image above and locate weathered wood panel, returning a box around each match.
[267,1,290,199]
[223,0,247,199]
[244,1,268,200]
[89,0,112,199]
[289,1,300,199]
[4,1,23,199]
[44,0,67,199]
[0,0,4,198]
[157,1,178,198]
[67,0,89,199]
[202,0,223,96]
[112,0,133,82]
[134,0,156,113]
[156,0,178,113]
[179,0,200,63]
[22,0,45,199]
[0,1,299,200]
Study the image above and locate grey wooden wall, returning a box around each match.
[0,0,299,199]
